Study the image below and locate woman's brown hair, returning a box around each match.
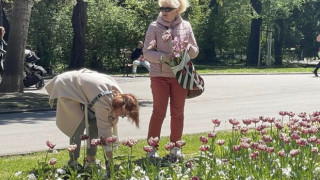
[112,93,139,128]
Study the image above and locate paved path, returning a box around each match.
[1,74,320,156]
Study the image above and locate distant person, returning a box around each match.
[0,26,7,76]
[131,41,150,78]
[313,34,320,77]
[143,0,198,160]
[45,69,140,167]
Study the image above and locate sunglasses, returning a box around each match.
[159,7,176,12]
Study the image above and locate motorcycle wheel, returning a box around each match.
[35,79,45,90]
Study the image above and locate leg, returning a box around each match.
[147,77,170,145]
[314,61,320,77]
[86,113,98,160]
[69,118,85,162]
[141,60,151,72]
[132,60,139,77]
[169,78,188,143]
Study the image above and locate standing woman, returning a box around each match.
[143,0,198,158]
[45,69,139,166]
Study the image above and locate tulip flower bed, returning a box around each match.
[9,111,320,180]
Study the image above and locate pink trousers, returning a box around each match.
[147,77,188,144]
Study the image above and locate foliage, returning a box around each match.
[21,0,320,73]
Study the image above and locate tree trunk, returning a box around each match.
[0,0,33,92]
[69,0,87,70]
[274,19,285,66]
[246,0,262,66]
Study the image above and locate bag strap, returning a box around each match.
[88,90,113,108]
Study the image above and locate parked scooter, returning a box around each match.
[23,49,47,89]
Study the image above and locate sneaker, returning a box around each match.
[147,148,159,159]
[170,147,184,162]
[314,70,318,77]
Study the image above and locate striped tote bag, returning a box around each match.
[170,48,205,99]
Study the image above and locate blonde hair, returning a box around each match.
[158,0,190,13]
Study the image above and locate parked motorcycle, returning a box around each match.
[23,49,47,90]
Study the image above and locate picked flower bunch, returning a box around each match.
[148,36,188,67]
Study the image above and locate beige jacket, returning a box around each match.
[45,69,122,151]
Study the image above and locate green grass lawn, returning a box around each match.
[0,132,230,179]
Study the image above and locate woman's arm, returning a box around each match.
[186,22,199,59]
[143,23,164,63]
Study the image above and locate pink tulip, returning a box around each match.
[262,135,272,143]
[229,118,240,126]
[266,147,275,154]
[191,176,200,180]
[308,136,318,143]
[240,127,249,133]
[217,139,225,146]
[106,136,117,144]
[260,129,267,135]
[250,151,259,160]
[91,139,101,146]
[279,111,287,116]
[208,132,217,138]
[233,145,241,152]
[257,144,267,151]
[211,119,221,127]
[242,119,252,126]
[165,142,175,151]
[67,144,77,152]
[143,146,153,153]
[80,134,89,140]
[122,138,137,147]
[200,136,208,144]
[240,143,250,149]
[176,140,186,148]
[49,158,56,165]
[250,142,259,149]
[148,137,160,147]
[289,149,300,157]
[240,137,252,144]
[296,138,307,147]
[275,121,284,130]
[252,118,260,124]
[298,112,306,118]
[46,140,56,149]
[277,149,286,157]
[291,132,300,140]
[199,145,210,152]
[287,111,295,117]
[312,147,319,154]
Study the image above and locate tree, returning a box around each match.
[69,0,87,70]
[246,0,262,66]
[0,0,33,92]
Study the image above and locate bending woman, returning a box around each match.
[45,68,139,166]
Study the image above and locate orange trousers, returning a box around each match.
[147,77,188,145]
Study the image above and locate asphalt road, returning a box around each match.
[1,74,319,156]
